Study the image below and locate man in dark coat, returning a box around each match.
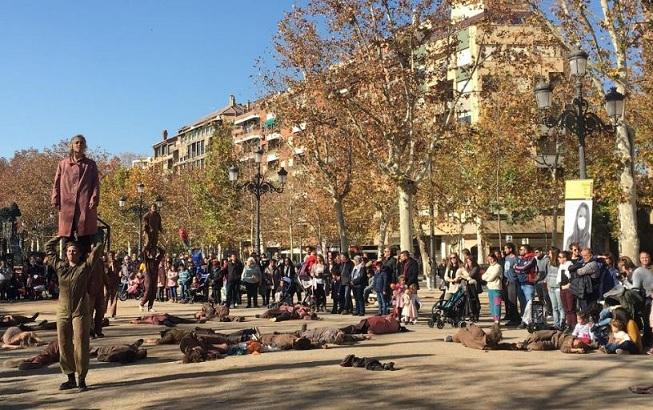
[338,253,354,314]
[226,254,244,308]
[51,134,99,255]
[399,251,419,289]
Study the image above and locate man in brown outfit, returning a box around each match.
[104,251,120,318]
[143,203,163,249]
[515,329,591,354]
[87,260,107,338]
[45,232,104,392]
[51,134,100,255]
[139,245,165,312]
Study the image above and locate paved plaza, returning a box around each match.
[1,290,652,410]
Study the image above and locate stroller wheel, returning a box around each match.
[436,319,445,329]
[457,321,467,328]
[427,318,435,328]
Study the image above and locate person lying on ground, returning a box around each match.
[4,340,59,370]
[339,313,407,335]
[130,313,197,327]
[514,329,592,354]
[298,326,369,345]
[18,320,58,331]
[194,303,244,323]
[445,323,507,350]
[179,331,229,363]
[256,303,318,322]
[257,333,319,350]
[90,339,147,363]
[1,326,46,349]
[1,313,40,327]
[148,327,259,345]
[17,318,108,332]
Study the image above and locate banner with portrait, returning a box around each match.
[563,180,593,251]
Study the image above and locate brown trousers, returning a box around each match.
[105,280,119,318]
[141,271,158,309]
[57,315,90,379]
[88,290,106,335]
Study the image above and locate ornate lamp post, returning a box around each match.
[534,46,625,179]
[119,183,163,254]
[229,147,288,256]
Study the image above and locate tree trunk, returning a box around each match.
[333,197,349,254]
[398,182,414,253]
[376,210,389,257]
[616,124,639,260]
[413,214,432,289]
[476,218,484,265]
[552,206,559,249]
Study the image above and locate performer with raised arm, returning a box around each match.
[45,231,104,392]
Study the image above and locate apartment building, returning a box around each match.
[416,0,567,257]
[150,95,247,173]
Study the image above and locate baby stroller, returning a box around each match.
[527,293,548,333]
[189,271,211,303]
[428,286,469,329]
[119,276,144,301]
[277,276,296,305]
[300,277,317,311]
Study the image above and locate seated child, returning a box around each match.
[571,311,594,345]
[602,319,639,354]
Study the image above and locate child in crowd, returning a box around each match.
[391,275,406,316]
[330,272,342,314]
[602,319,639,354]
[190,276,200,292]
[166,266,178,303]
[571,311,594,344]
[401,284,418,324]
[178,265,190,301]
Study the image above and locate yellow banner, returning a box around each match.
[565,179,594,200]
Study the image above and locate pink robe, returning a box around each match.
[51,156,99,237]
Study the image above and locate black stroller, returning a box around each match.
[527,293,548,333]
[428,282,476,329]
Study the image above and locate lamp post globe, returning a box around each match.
[534,81,553,110]
[277,167,288,186]
[229,166,239,183]
[568,46,589,77]
[605,87,625,121]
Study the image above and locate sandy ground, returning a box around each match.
[1,290,652,410]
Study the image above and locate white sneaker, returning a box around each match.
[148,307,156,313]
[139,304,146,312]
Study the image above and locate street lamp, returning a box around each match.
[119,182,162,254]
[229,146,288,256]
[534,46,624,179]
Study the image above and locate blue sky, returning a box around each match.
[0,0,296,159]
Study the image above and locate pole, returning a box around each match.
[255,161,262,257]
[138,192,143,255]
[575,79,587,179]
